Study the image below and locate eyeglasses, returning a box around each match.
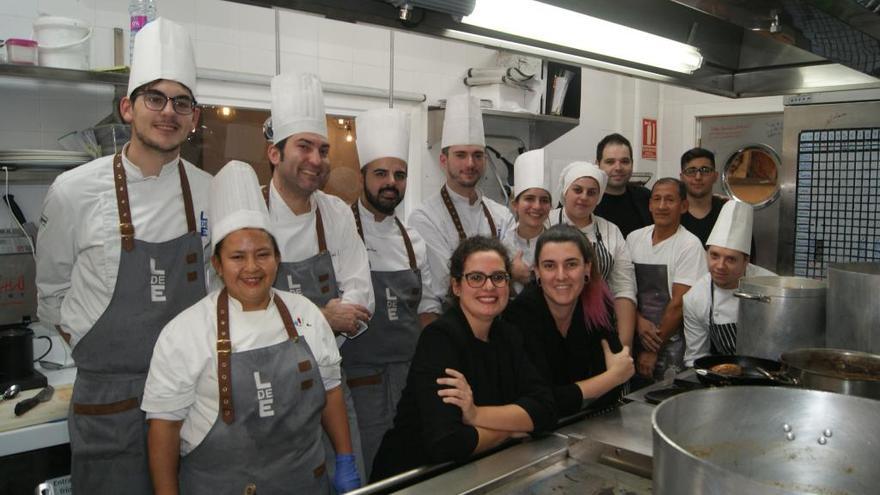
[462,271,510,288]
[134,89,198,115]
[682,166,715,177]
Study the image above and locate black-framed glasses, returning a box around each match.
[682,166,715,177]
[134,89,198,115]
[462,271,510,288]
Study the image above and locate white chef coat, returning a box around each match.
[408,185,512,308]
[683,264,777,366]
[142,289,341,455]
[36,148,212,347]
[626,225,707,296]
[355,199,441,315]
[500,225,541,294]
[548,208,637,303]
[268,181,374,314]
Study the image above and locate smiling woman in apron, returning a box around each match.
[501,149,553,295]
[548,162,637,349]
[142,161,360,494]
[505,224,634,418]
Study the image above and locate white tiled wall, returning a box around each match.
[0,0,783,222]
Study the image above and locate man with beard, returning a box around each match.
[265,71,371,488]
[593,133,652,238]
[683,201,775,365]
[409,95,512,309]
[35,19,213,494]
[344,108,441,477]
[679,147,726,246]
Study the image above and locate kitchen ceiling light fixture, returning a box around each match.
[461,0,704,74]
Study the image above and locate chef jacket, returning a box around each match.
[35,149,212,347]
[548,208,637,303]
[268,181,374,314]
[682,264,776,366]
[625,225,707,297]
[142,289,341,454]
[408,186,512,308]
[354,199,441,315]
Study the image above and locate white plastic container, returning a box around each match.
[32,16,92,70]
[5,38,38,65]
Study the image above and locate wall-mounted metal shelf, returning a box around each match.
[0,63,129,86]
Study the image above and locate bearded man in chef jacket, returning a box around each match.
[264,71,372,487]
[343,107,442,477]
[683,201,776,366]
[35,19,212,494]
[408,95,513,310]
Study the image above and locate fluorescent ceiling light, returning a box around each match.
[462,0,704,74]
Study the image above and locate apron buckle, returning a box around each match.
[217,339,232,354]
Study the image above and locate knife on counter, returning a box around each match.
[14,385,55,416]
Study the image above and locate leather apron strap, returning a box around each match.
[112,154,197,251]
[351,202,417,271]
[216,289,302,424]
[440,185,497,241]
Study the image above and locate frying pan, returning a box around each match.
[692,355,793,386]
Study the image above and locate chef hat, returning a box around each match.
[706,200,754,255]
[127,18,197,97]
[210,160,272,253]
[270,72,327,143]
[513,149,549,199]
[557,161,608,203]
[356,108,410,168]
[441,94,485,149]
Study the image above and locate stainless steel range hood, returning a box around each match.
[230,0,880,97]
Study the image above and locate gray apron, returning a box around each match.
[179,289,329,494]
[633,263,685,381]
[344,203,422,476]
[70,155,206,495]
[709,281,737,355]
[266,192,366,485]
[559,210,613,280]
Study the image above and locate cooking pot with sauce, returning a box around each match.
[652,386,880,494]
[781,348,880,400]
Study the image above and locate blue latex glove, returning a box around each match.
[333,453,361,493]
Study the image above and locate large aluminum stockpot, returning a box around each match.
[735,276,826,361]
[781,348,880,400]
[652,387,880,494]
[827,263,880,353]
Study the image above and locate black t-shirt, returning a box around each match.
[594,185,651,238]
[504,283,624,417]
[681,196,727,247]
[370,306,556,482]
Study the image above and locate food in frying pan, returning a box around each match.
[710,363,743,376]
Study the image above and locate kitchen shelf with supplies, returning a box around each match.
[0,63,129,87]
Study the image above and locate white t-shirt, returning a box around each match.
[354,199,441,315]
[626,225,708,296]
[268,183,374,314]
[408,186,512,308]
[548,208,637,302]
[36,149,213,347]
[683,264,776,366]
[142,289,341,454]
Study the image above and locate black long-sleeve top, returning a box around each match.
[504,282,623,417]
[370,305,557,482]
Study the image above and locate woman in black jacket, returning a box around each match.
[505,224,634,417]
[370,236,556,481]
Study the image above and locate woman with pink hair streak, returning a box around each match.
[504,224,635,417]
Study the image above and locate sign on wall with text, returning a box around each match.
[642,118,657,160]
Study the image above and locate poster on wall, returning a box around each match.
[642,118,657,160]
